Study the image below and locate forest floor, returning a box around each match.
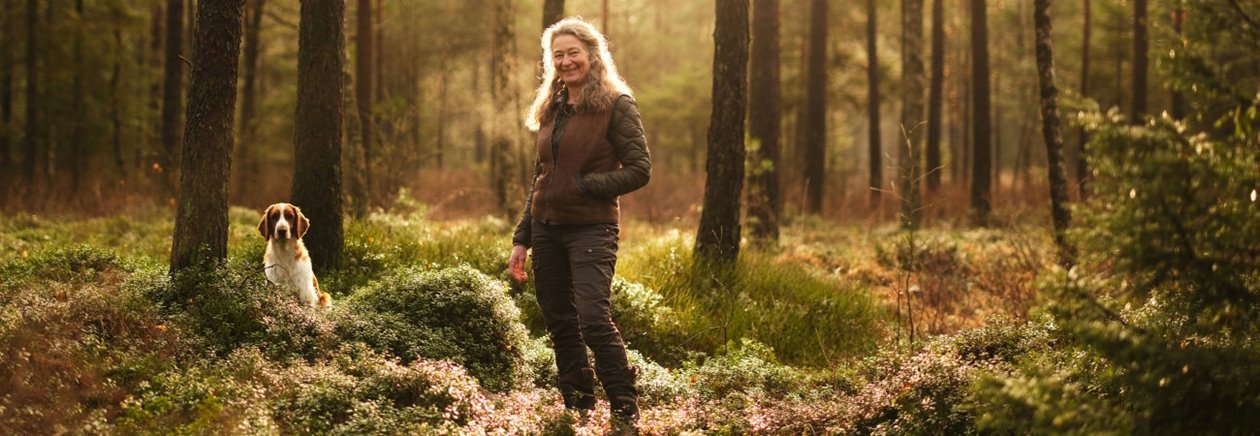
[0,199,1059,433]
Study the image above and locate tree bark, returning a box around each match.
[111,28,125,177]
[695,0,748,265]
[867,0,882,208]
[900,0,924,229]
[1077,0,1090,199]
[161,0,185,192]
[925,0,945,193]
[542,0,564,30]
[969,0,992,226]
[1034,0,1075,266]
[235,0,264,201]
[23,0,38,186]
[71,0,84,193]
[748,0,780,245]
[1131,0,1147,122]
[170,0,245,273]
[1,0,13,171]
[292,0,345,274]
[355,0,374,204]
[803,0,826,214]
[490,0,516,216]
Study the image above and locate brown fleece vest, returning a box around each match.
[531,105,620,225]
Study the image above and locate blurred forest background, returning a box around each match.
[0,0,1198,222]
[2,0,1260,433]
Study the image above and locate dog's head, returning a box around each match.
[258,203,310,241]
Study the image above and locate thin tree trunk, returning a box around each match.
[148,3,162,173]
[1034,0,1074,266]
[695,0,749,265]
[1077,0,1090,199]
[437,63,447,170]
[1170,2,1186,120]
[542,0,564,30]
[111,28,125,178]
[23,0,37,186]
[490,0,516,216]
[748,0,780,245]
[355,0,374,204]
[969,0,992,226]
[867,0,882,208]
[70,0,84,194]
[170,0,245,273]
[925,0,945,193]
[160,0,185,193]
[236,0,265,202]
[803,0,826,214]
[1131,0,1147,122]
[602,0,609,34]
[1,0,13,171]
[293,0,346,274]
[900,0,924,228]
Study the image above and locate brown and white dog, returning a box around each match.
[258,203,331,308]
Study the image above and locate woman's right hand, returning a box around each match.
[508,245,529,282]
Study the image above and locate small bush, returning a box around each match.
[680,339,805,401]
[143,264,337,361]
[337,265,531,391]
[275,344,491,434]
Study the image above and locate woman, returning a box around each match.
[507,16,650,428]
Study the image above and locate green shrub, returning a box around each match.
[680,339,804,401]
[336,265,531,391]
[275,344,489,434]
[143,264,337,361]
[112,348,278,435]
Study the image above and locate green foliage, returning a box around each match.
[144,264,337,362]
[336,265,532,392]
[618,230,885,366]
[680,339,806,401]
[973,70,1260,432]
[274,344,489,434]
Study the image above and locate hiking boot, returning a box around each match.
[559,367,597,410]
[609,400,640,436]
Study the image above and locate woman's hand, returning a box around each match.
[508,244,529,282]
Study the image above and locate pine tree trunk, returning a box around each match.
[355,0,374,204]
[1034,0,1074,266]
[969,0,992,226]
[235,0,264,202]
[1170,2,1186,120]
[803,0,826,214]
[1077,0,1090,199]
[490,0,516,216]
[70,0,84,194]
[161,0,185,192]
[23,0,37,186]
[1,0,13,171]
[695,0,748,265]
[747,0,780,245]
[292,0,345,274]
[1131,0,1147,122]
[542,0,564,30]
[900,0,925,229]
[111,28,125,177]
[867,0,882,208]
[925,0,944,193]
[169,0,245,273]
[148,3,162,173]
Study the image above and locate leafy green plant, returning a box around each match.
[336,265,532,391]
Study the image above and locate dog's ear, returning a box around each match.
[258,205,275,240]
[294,205,311,238]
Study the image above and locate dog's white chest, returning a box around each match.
[264,241,319,306]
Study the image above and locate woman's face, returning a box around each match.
[552,34,592,89]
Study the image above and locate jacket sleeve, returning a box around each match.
[579,95,652,198]
[512,158,543,247]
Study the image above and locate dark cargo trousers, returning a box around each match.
[530,220,638,414]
